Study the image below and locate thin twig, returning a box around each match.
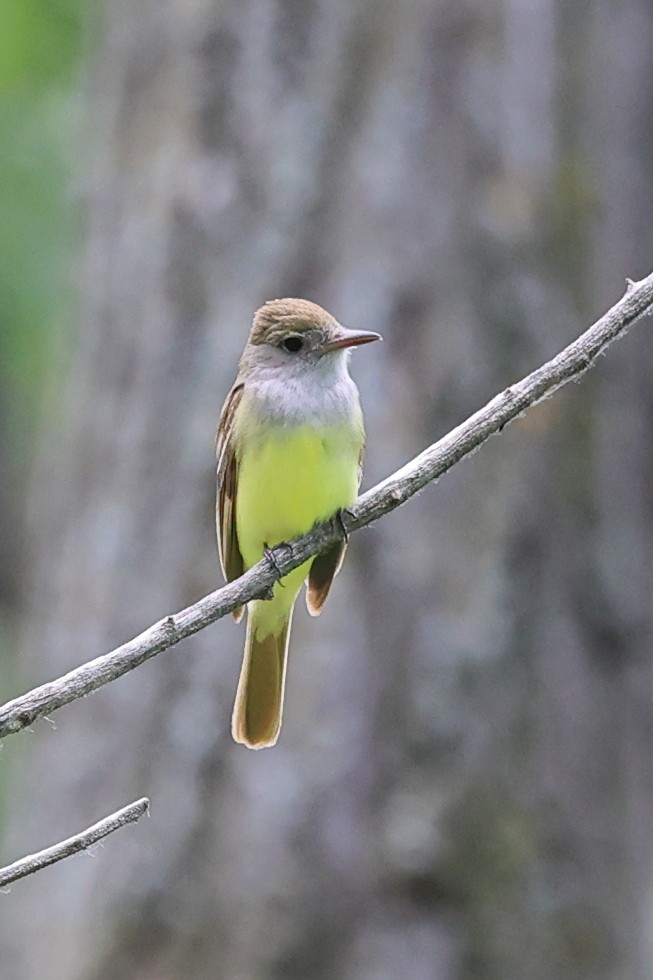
[1,272,652,739]
[0,798,150,888]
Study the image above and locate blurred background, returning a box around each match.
[2,0,653,977]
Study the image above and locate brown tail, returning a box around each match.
[231,611,292,749]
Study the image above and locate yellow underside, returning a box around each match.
[236,424,360,632]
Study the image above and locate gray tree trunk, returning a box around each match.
[3,1,653,978]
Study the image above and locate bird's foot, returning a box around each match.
[263,544,286,587]
[335,508,354,543]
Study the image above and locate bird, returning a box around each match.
[216,298,381,748]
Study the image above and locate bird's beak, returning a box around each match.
[322,327,382,352]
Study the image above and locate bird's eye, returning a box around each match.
[282,336,304,353]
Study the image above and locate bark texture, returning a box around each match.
[3,1,653,978]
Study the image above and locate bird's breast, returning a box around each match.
[235,422,362,570]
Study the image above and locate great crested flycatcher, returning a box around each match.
[216,298,380,749]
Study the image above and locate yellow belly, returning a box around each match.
[236,424,360,571]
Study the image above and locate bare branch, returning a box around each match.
[1,272,652,738]
[0,798,150,888]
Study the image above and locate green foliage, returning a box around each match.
[0,0,82,90]
[0,0,84,427]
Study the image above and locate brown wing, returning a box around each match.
[216,383,245,623]
[306,539,347,616]
[305,444,363,617]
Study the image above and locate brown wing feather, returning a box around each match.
[306,539,347,616]
[306,441,364,616]
[216,383,245,623]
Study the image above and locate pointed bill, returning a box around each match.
[322,327,382,352]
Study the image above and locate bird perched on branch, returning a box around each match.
[216,298,380,748]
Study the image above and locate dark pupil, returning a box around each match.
[283,336,303,353]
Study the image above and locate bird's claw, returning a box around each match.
[263,544,286,587]
[335,509,353,542]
